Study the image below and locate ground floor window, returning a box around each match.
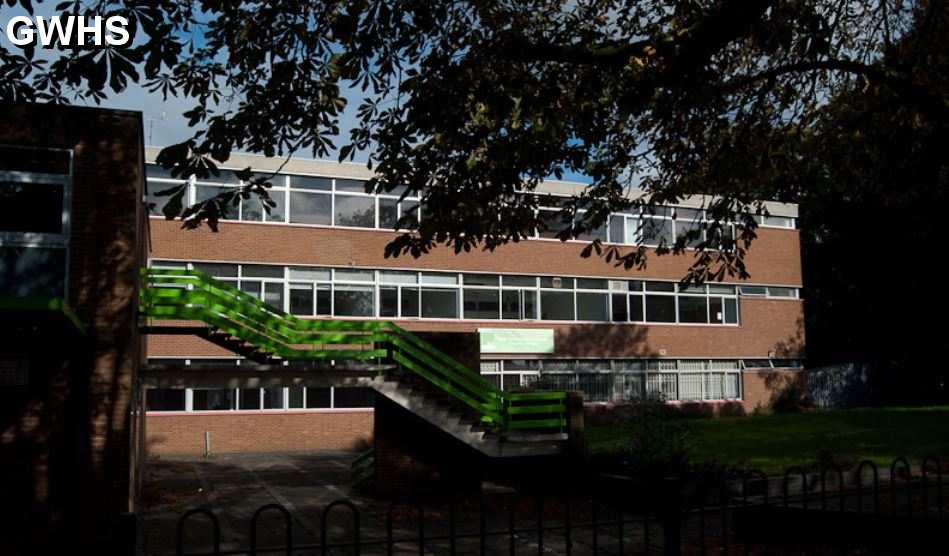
[477,358,779,403]
[145,385,374,412]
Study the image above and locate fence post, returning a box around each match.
[660,477,682,556]
[565,392,585,457]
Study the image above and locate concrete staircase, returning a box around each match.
[368,376,567,458]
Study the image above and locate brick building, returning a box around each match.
[142,148,805,456]
[0,104,146,552]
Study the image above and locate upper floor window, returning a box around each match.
[0,146,72,298]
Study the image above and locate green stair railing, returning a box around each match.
[140,268,570,435]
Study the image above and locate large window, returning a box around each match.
[0,146,72,297]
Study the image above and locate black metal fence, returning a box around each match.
[160,456,945,556]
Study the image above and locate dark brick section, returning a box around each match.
[0,103,146,553]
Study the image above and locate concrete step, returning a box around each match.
[369,377,565,459]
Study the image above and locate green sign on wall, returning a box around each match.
[478,328,555,354]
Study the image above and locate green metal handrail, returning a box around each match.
[140,268,567,433]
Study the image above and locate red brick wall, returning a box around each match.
[146,410,373,456]
[149,219,802,285]
[741,368,805,412]
[0,104,145,552]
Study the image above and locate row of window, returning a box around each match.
[152,260,799,325]
[481,358,803,402]
[145,385,374,412]
[145,165,798,243]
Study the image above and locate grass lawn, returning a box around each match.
[587,406,949,473]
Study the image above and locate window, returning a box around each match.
[379,286,399,317]
[577,292,609,321]
[145,389,186,411]
[421,288,457,318]
[739,285,767,296]
[401,287,420,317]
[334,285,374,317]
[0,147,72,298]
[611,294,628,321]
[289,284,314,315]
[306,387,332,408]
[541,291,574,320]
[288,387,305,408]
[263,388,284,409]
[289,191,332,225]
[334,194,375,227]
[464,289,500,319]
[767,286,797,298]
[239,388,261,410]
[333,387,374,408]
[379,198,399,229]
[645,295,676,323]
[678,296,708,323]
[193,389,235,411]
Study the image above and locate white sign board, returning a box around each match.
[478,328,555,354]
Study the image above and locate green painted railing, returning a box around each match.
[140,268,570,435]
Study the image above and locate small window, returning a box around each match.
[576,278,608,290]
[767,287,797,298]
[629,294,644,322]
[502,275,536,287]
[335,178,368,193]
[540,276,574,289]
[463,274,499,286]
[194,263,239,278]
[288,387,305,408]
[644,281,676,293]
[335,269,374,282]
[611,294,628,321]
[608,214,625,244]
[379,198,399,229]
[289,175,332,191]
[379,287,398,317]
[421,272,458,285]
[243,265,284,278]
[739,286,767,296]
[288,267,331,281]
[380,271,418,284]
[401,287,420,317]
